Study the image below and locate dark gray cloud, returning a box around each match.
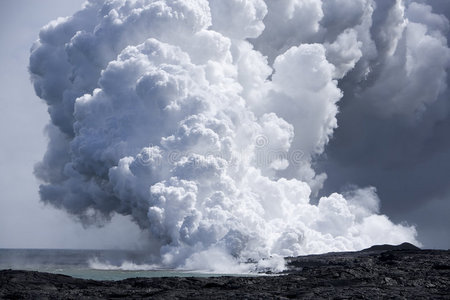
[318,0,450,249]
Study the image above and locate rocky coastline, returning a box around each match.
[1,244,449,299]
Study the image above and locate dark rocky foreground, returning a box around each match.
[1,244,449,299]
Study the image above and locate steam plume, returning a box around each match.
[30,0,430,271]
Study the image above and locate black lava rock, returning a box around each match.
[1,246,449,299]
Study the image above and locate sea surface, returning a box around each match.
[0,248,248,280]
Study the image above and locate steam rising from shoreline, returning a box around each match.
[28,0,443,272]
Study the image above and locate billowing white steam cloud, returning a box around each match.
[30,0,432,272]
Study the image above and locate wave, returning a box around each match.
[88,258,160,271]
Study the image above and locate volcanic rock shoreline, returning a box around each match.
[1,244,449,299]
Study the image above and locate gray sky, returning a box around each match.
[0,0,143,249]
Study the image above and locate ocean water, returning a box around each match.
[0,248,251,280]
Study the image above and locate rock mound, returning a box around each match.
[362,242,421,252]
